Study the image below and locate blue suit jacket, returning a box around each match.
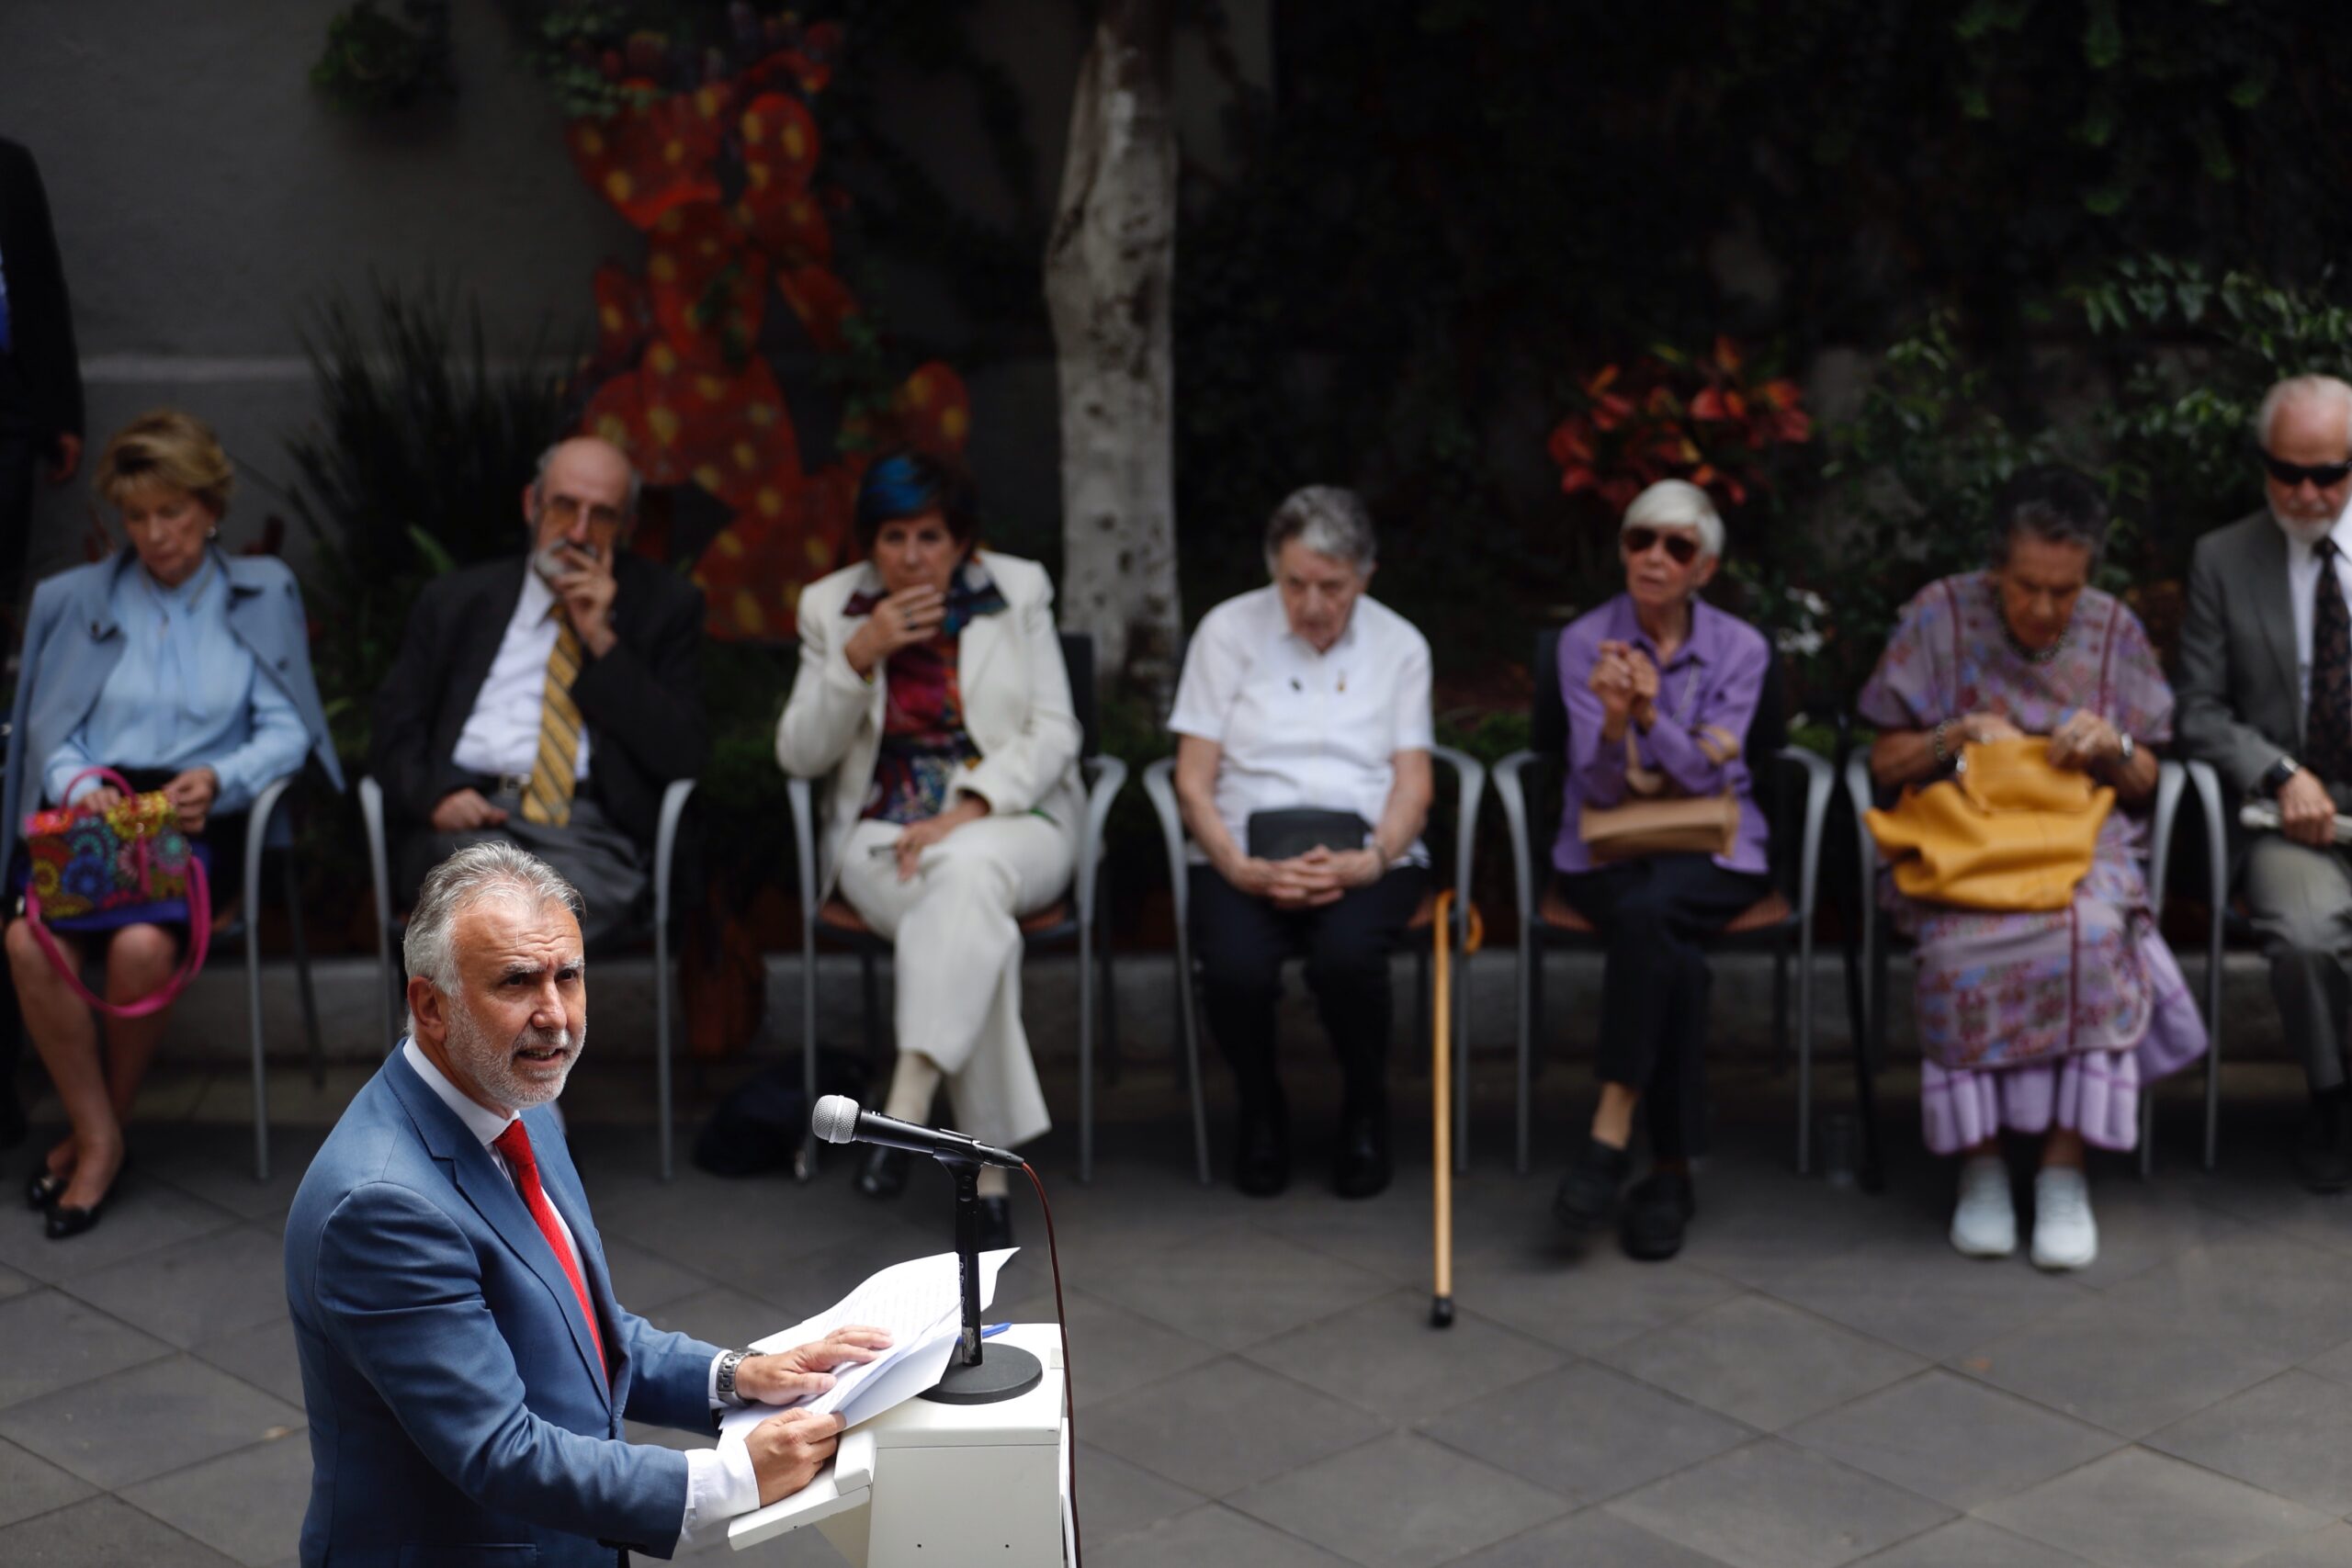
[0,547,345,844]
[285,1051,721,1566]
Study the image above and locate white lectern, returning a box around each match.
[727,1323,1068,1567]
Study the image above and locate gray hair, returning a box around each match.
[401,842,584,1037]
[1987,466,2110,570]
[1621,479,1726,562]
[2255,375,2352,451]
[1263,486,1377,576]
[530,439,643,527]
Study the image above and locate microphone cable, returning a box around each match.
[1021,1160,1080,1567]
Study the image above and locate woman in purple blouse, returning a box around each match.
[1550,479,1774,1260]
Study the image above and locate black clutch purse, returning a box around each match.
[1247,808,1372,861]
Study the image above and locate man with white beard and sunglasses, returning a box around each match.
[284,843,888,1567]
[2180,373,2352,1192]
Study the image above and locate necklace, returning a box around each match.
[2003,619,2069,666]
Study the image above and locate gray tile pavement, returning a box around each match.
[2,1048,2350,1567]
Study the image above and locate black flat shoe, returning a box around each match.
[1620,1170,1697,1262]
[44,1197,103,1240]
[1553,1136,1631,1232]
[855,1145,911,1200]
[1233,1103,1290,1199]
[1332,1109,1392,1200]
[25,1164,66,1211]
[975,1196,1013,1250]
[2291,1093,2352,1195]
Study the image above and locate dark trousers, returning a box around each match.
[1190,863,1429,1120]
[1554,853,1769,1160]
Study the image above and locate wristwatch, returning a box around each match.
[2264,756,2303,796]
[715,1349,755,1405]
[2116,732,2136,766]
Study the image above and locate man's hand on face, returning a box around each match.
[548,543,619,658]
[2279,768,2337,848]
[746,1409,846,1506]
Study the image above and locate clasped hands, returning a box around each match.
[737,1325,893,1506]
[1223,843,1385,908]
[1946,709,2122,773]
[78,766,219,834]
[1589,640,1659,732]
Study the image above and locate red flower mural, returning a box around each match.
[1546,336,1812,515]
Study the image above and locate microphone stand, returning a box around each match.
[919,1156,1043,1405]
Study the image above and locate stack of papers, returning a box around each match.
[718,1247,1016,1450]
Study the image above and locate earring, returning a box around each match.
[206,527,220,541]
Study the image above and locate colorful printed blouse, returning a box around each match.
[850,563,1010,824]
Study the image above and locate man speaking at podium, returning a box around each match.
[286,843,888,1565]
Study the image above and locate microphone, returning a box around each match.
[811,1095,1025,1169]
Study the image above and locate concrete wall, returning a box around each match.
[6,0,1269,586]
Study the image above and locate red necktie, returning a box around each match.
[492,1120,609,1381]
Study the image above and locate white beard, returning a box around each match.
[448,1005,582,1111]
[2273,506,2339,547]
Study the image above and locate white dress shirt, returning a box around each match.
[2283,509,2352,713]
[400,1042,755,1545]
[451,570,594,782]
[1168,584,1435,864]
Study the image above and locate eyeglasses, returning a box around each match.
[2258,450,2352,490]
[543,492,627,531]
[1623,526,1700,565]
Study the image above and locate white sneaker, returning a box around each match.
[2030,1166,2098,1270]
[1950,1155,2017,1258]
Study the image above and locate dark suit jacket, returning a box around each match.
[371,552,707,847]
[0,137,83,446]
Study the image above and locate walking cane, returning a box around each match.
[1430,889,1482,1328]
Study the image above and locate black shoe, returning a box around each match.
[976,1196,1014,1250]
[2291,1092,2352,1194]
[1553,1137,1631,1231]
[1234,1103,1290,1198]
[1620,1170,1697,1261]
[855,1145,911,1200]
[1333,1108,1392,1200]
[24,1162,65,1212]
[44,1197,103,1240]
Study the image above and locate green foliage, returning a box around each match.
[311,0,455,111]
[285,283,574,767]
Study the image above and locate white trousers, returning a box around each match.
[834,813,1073,1149]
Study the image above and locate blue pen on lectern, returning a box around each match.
[981,1322,1012,1339]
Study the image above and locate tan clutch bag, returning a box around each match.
[1577,726,1743,863]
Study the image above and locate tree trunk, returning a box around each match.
[1045,0,1180,712]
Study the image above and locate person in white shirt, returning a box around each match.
[1169,487,1434,1200]
[2179,373,2352,1191]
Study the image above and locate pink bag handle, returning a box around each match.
[32,765,140,831]
[20,770,214,1019]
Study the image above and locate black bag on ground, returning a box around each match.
[692,1050,868,1177]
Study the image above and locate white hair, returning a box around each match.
[401,842,583,1038]
[2255,375,2352,450]
[1622,479,1725,561]
[1264,486,1377,576]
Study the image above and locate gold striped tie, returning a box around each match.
[520,611,584,828]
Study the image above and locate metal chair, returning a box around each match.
[359,773,699,1178]
[236,773,325,1180]
[784,632,1128,1181]
[1139,745,1485,1186]
[1491,630,1838,1179]
[1845,750,2213,1176]
[2176,759,2241,1169]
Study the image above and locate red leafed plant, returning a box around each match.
[1546,336,1812,515]
[563,9,967,642]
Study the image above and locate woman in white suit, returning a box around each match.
[776,451,1083,1244]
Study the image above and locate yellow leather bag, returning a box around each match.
[1863,737,2114,911]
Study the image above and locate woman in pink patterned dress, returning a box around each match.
[1858,468,2208,1270]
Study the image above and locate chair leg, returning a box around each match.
[1080,919,1095,1184]
[656,897,674,1183]
[2138,1086,2155,1179]
[859,950,886,1074]
[284,852,324,1092]
[1516,929,1535,1178]
[1175,936,1210,1186]
[1098,863,1123,1087]
[247,880,269,1185]
[1453,948,1471,1175]
[799,930,819,1183]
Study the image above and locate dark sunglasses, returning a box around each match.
[2258,449,2352,490]
[1623,526,1700,565]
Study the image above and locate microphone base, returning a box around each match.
[920,1346,1044,1405]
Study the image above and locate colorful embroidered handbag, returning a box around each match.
[19,766,211,1017]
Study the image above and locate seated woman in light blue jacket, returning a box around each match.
[4,411,343,1239]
